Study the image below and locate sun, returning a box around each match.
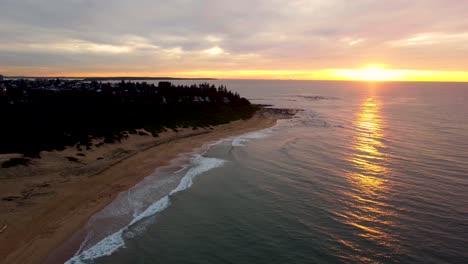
[356,66,389,81]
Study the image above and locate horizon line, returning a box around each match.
[2,75,468,83]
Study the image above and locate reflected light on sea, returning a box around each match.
[334,97,399,263]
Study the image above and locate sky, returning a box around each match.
[1,0,468,81]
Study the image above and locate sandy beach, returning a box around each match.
[0,109,288,264]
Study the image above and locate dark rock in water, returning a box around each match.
[260,107,302,119]
[297,95,339,100]
[255,104,274,107]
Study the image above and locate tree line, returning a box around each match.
[0,79,257,157]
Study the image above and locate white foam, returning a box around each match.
[170,155,224,194]
[231,130,272,147]
[66,155,225,264]
[129,196,170,227]
[67,229,125,264]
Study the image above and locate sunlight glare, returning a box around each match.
[358,66,388,81]
[334,66,406,81]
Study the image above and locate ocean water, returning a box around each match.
[67,80,468,264]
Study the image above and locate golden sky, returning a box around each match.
[1,1,468,81]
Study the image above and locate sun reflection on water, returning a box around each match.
[348,97,388,199]
[334,97,398,262]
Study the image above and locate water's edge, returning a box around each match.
[61,125,277,264]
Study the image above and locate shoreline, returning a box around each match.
[0,108,291,264]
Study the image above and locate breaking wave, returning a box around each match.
[66,155,225,264]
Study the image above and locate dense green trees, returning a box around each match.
[0,79,257,157]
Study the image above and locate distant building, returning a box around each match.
[0,74,4,81]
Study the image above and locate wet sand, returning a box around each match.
[0,109,280,264]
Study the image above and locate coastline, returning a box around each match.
[0,108,291,263]
[0,108,288,264]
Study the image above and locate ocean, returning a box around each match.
[67,80,468,264]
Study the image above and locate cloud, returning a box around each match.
[390,32,468,47]
[203,46,226,55]
[1,0,468,75]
